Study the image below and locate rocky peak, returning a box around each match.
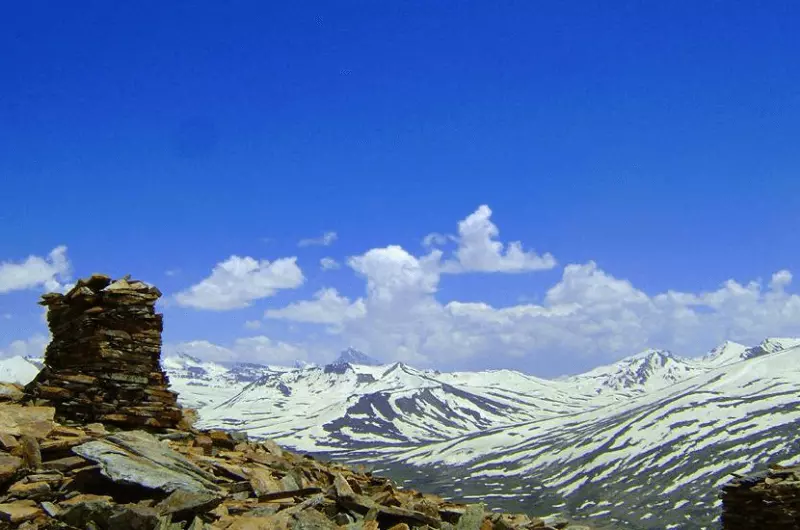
[333,347,381,366]
[742,337,800,360]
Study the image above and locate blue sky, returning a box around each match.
[2,2,800,376]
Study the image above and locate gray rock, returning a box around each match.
[292,507,339,530]
[155,489,222,518]
[107,504,161,530]
[455,504,484,530]
[73,431,221,495]
[58,499,115,528]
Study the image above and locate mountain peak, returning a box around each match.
[333,347,381,366]
[620,348,675,362]
[742,337,800,360]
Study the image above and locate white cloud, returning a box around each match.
[422,232,452,247]
[165,269,181,277]
[0,334,49,359]
[164,336,307,365]
[265,288,365,325]
[244,320,262,330]
[232,336,307,365]
[163,340,236,363]
[441,205,556,273]
[0,246,71,294]
[162,206,800,375]
[298,231,338,247]
[173,255,304,310]
[320,257,340,271]
[348,246,442,303]
[265,239,800,372]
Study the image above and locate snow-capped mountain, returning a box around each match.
[0,356,39,385]
[561,348,703,395]
[2,339,798,529]
[160,353,273,409]
[186,338,800,529]
[333,340,800,529]
[197,361,561,451]
[331,347,382,366]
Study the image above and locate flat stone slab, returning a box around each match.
[0,405,55,439]
[73,430,222,495]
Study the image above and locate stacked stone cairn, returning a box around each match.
[24,274,182,429]
[720,463,800,529]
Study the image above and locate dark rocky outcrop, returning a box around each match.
[721,463,800,529]
[24,274,182,429]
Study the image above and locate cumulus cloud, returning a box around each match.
[422,232,452,248]
[265,288,366,325]
[441,205,556,273]
[298,231,338,247]
[320,257,340,271]
[173,255,304,310]
[164,336,307,365]
[0,246,71,294]
[244,320,262,330]
[348,246,442,303]
[265,239,800,373]
[0,334,49,359]
[153,205,800,374]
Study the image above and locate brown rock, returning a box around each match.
[247,466,282,497]
[85,423,107,437]
[155,489,223,518]
[42,456,89,472]
[0,432,19,451]
[0,500,42,523]
[209,430,236,450]
[0,454,23,482]
[0,405,55,439]
[7,480,51,499]
[19,436,42,470]
[224,513,292,530]
[0,383,24,402]
[195,435,214,455]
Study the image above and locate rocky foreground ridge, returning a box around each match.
[0,275,588,530]
[0,389,585,530]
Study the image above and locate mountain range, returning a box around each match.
[2,340,799,529]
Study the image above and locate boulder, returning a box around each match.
[73,431,222,495]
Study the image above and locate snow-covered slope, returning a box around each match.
[197,361,555,451]
[161,353,272,409]
[0,356,39,385]
[342,340,800,529]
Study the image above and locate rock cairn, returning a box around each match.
[721,463,800,529]
[24,274,182,429]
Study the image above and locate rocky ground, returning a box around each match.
[0,381,590,530]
